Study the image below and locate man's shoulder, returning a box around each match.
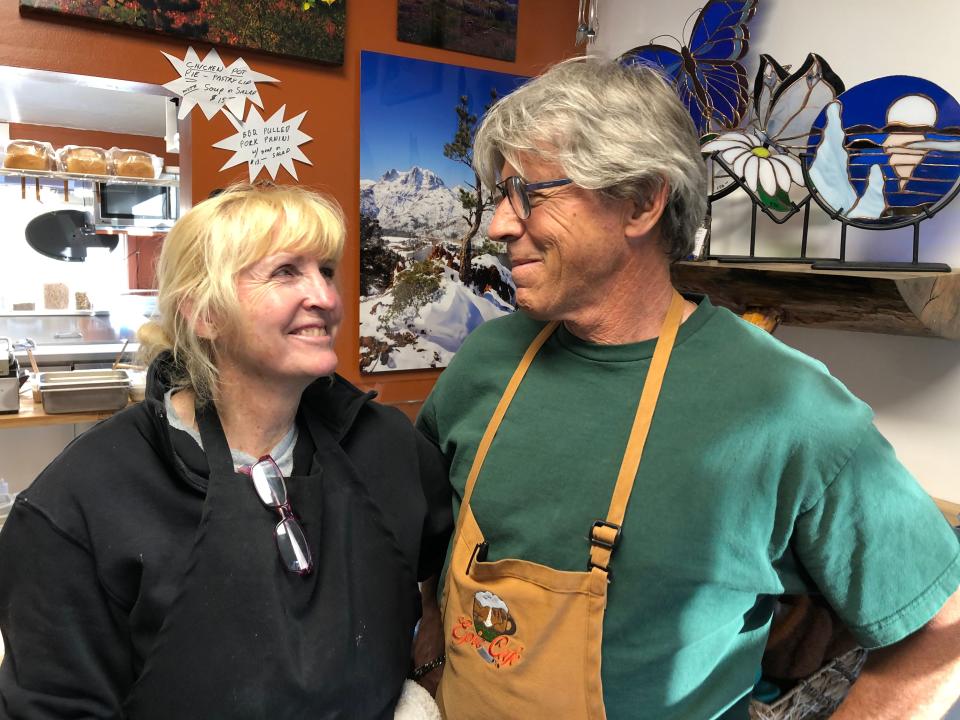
[692,302,876,443]
[449,311,546,367]
[698,303,850,387]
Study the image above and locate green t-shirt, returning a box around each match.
[417,297,960,720]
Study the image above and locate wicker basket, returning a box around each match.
[749,648,868,720]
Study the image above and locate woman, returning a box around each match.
[0,184,451,718]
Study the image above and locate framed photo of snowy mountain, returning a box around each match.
[359,50,527,373]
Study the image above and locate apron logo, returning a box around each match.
[451,590,524,668]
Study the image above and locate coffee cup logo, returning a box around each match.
[452,590,525,668]
[472,590,516,642]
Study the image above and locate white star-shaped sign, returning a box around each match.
[213,105,313,182]
[162,47,278,120]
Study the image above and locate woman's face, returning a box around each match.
[215,250,342,392]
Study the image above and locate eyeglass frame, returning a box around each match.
[241,454,314,576]
[494,175,573,220]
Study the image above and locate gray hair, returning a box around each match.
[474,57,706,261]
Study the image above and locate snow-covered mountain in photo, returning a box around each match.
[361,166,489,238]
[360,254,514,373]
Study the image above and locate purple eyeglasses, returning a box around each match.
[241,455,313,576]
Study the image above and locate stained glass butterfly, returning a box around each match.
[702,53,845,210]
[618,0,758,136]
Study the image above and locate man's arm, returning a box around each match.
[832,586,960,720]
[413,576,445,695]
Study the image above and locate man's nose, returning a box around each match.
[488,196,523,243]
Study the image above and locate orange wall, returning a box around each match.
[1,1,581,413]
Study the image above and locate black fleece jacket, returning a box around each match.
[0,357,452,718]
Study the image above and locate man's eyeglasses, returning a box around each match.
[494,175,572,220]
[243,455,313,576]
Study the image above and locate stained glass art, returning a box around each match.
[702,53,845,213]
[618,0,758,137]
[805,76,960,226]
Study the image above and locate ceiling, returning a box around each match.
[0,66,172,137]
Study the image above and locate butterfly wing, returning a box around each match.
[764,54,845,154]
[753,54,791,134]
[689,0,757,63]
[619,44,685,85]
[687,0,758,131]
[619,0,757,135]
[619,44,719,135]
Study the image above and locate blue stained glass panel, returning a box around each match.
[805,76,960,223]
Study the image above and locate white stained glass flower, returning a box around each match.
[702,131,804,197]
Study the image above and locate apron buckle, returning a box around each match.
[587,557,614,581]
[589,519,622,550]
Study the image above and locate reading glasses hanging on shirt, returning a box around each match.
[618,0,959,272]
[243,454,314,576]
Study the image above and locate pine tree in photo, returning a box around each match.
[443,90,498,285]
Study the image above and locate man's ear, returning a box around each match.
[624,179,670,240]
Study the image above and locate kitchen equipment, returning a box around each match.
[37,369,130,414]
[25,209,119,262]
[0,337,25,414]
[25,345,41,403]
[96,181,178,229]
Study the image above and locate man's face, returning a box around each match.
[489,155,635,323]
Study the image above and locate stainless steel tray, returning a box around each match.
[38,369,130,414]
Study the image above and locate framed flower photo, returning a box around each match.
[20,0,347,66]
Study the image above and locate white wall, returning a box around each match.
[594,0,960,503]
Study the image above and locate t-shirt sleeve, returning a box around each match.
[415,393,438,445]
[0,497,134,718]
[791,424,960,649]
[415,427,453,581]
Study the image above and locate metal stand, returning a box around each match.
[707,154,838,264]
[801,159,954,273]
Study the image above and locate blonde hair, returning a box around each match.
[473,57,706,261]
[138,183,346,401]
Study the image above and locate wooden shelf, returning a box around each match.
[0,392,129,429]
[0,167,177,187]
[671,261,960,340]
[935,498,960,527]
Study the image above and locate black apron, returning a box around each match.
[124,401,419,719]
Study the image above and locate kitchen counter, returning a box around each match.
[0,388,131,428]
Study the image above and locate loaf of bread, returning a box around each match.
[43,283,69,310]
[3,140,56,171]
[109,148,159,179]
[59,145,108,175]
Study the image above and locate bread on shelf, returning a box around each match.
[109,148,160,179]
[59,145,108,175]
[3,140,56,171]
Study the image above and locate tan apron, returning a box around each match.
[437,292,685,720]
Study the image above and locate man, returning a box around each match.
[416,58,960,719]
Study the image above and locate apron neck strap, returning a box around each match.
[460,318,558,510]
[588,290,684,574]
[457,291,686,575]
[195,398,238,478]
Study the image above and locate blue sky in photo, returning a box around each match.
[360,51,528,187]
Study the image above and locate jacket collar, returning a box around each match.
[145,352,376,443]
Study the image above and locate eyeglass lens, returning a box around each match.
[251,457,287,507]
[276,516,312,574]
[249,456,313,575]
[502,175,531,219]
